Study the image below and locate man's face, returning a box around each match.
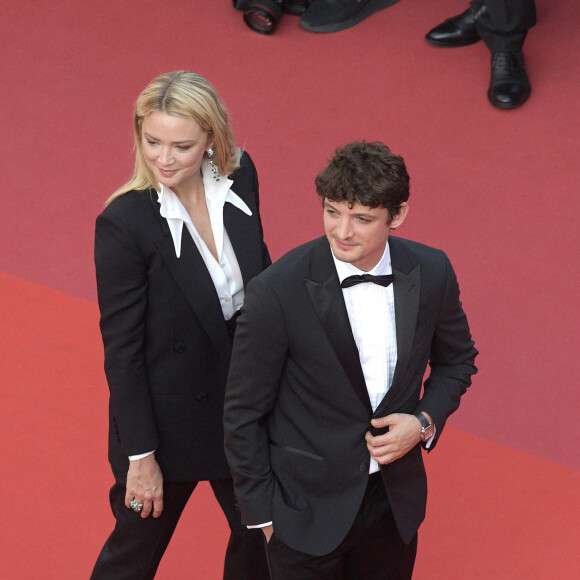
[323,199,407,271]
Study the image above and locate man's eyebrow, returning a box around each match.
[325,201,375,218]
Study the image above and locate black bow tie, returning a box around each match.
[340,274,394,289]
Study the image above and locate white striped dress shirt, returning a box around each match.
[332,242,396,474]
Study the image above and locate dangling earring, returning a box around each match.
[207,148,220,182]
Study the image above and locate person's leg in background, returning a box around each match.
[426,1,537,109]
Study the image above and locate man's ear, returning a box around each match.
[390,202,409,230]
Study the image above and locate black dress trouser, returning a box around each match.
[91,478,270,580]
[475,0,537,52]
[265,473,417,580]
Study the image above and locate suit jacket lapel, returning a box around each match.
[375,237,420,416]
[155,220,231,355]
[305,238,372,412]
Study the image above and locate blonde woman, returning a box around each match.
[91,71,271,579]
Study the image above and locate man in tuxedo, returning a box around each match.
[224,141,478,579]
[426,1,536,109]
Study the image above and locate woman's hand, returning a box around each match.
[125,453,164,518]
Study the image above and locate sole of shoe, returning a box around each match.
[425,36,481,48]
[300,0,400,33]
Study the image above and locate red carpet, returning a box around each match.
[2,0,579,577]
[2,272,579,578]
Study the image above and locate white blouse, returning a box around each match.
[157,158,252,321]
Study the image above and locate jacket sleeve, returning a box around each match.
[94,208,159,456]
[416,253,478,450]
[242,150,271,271]
[223,274,287,525]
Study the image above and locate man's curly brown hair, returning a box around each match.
[315,141,410,223]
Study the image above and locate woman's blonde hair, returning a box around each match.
[106,71,240,205]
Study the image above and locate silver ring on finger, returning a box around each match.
[130,498,143,512]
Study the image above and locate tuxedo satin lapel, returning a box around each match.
[391,264,420,386]
[155,229,230,354]
[374,241,420,416]
[223,202,262,286]
[305,241,371,412]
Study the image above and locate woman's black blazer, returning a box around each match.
[95,152,271,482]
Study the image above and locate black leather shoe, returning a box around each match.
[488,51,531,109]
[425,3,486,47]
[300,0,400,33]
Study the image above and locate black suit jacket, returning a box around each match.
[95,151,270,482]
[224,235,477,555]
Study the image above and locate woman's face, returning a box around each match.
[141,111,212,197]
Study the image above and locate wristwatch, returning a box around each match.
[415,412,434,442]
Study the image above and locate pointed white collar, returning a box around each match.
[157,159,252,258]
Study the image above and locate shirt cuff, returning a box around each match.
[247,522,273,529]
[424,426,436,448]
[128,450,155,461]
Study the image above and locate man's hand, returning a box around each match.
[365,413,425,465]
[125,453,164,518]
[261,524,274,543]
